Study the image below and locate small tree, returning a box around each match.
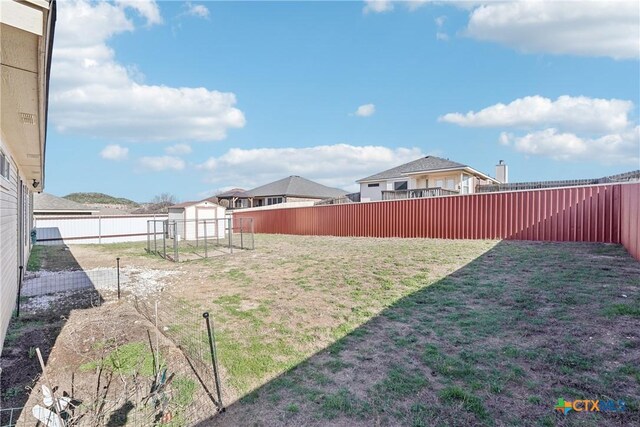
[151,193,176,206]
[149,193,177,212]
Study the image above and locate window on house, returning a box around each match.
[461,175,471,194]
[0,152,10,180]
[267,197,284,205]
[394,181,408,191]
[446,179,455,190]
[367,183,379,188]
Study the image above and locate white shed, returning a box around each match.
[167,200,226,241]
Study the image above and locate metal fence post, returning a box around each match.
[163,220,167,259]
[116,258,121,300]
[228,217,233,254]
[16,266,23,318]
[173,222,179,262]
[153,221,157,253]
[204,220,208,258]
[203,312,224,412]
[98,215,102,244]
[146,220,150,253]
[240,218,244,249]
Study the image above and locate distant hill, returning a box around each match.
[63,192,140,207]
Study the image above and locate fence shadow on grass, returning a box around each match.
[194,240,640,426]
[0,244,106,425]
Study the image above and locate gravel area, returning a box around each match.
[21,267,180,300]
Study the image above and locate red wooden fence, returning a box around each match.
[234,183,640,259]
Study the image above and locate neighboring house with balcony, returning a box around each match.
[357,156,503,202]
[215,188,251,209]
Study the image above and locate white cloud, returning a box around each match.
[365,0,435,14]
[362,1,639,60]
[466,1,640,60]
[184,2,210,19]
[51,0,245,142]
[139,156,186,172]
[439,95,634,134]
[165,143,192,155]
[100,144,129,161]
[500,127,639,165]
[443,95,639,165]
[436,32,449,41]
[354,103,376,117]
[197,144,425,192]
[363,0,394,14]
[114,0,162,25]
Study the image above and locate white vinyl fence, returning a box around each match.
[34,214,168,245]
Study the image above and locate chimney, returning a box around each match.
[496,160,508,183]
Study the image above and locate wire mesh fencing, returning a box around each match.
[14,256,143,319]
[134,297,225,415]
[147,218,254,262]
[2,295,225,427]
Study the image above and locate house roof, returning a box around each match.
[247,176,348,199]
[169,199,222,209]
[357,156,469,182]
[216,188,248,198]
[34,192,97,212]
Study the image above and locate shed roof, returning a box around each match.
[357,156,468,182]
[34,192,97,212]
[169,199,222,209]
[246,176,348,199]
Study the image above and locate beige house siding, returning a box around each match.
[1,0,53,354]
[253,196,322,206]
[361,169,496,201]
[0,140,32,354]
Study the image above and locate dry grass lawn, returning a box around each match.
[2,234,639,426]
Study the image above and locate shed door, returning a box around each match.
[196,206,218,239]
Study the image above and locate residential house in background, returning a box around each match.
[247,176,348,207]
[357,156,501,202]
[0,0,56,352]
[34,192,99,216]
[220,176,348,208]
[215,188,251,209]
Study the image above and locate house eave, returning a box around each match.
[0,0,55,192]
[358,166,500,184]
[402,166,500,183]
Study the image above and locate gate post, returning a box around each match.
[203,312,224,412]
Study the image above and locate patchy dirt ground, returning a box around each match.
[2,301,217,426]
[2,235,639,426]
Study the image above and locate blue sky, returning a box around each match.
[46,1,640,202]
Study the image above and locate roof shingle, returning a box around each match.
[247,176,347,199]
[358,156,468,182]
[34,193,97,212]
